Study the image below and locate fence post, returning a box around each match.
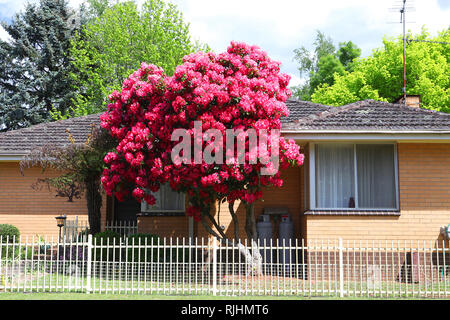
[339,238,344,297]
[212,237,218,296]
[86,234,93,294]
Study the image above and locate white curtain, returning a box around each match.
[315,143,355,208]
[357,144,396,209]
[142,183,184,212]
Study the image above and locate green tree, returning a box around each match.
[62,0,207,118]
[0,0,84,131]
[309,55,345,93]
[337,41,361,72]
[292,31,360,100]
[311,28,450,113]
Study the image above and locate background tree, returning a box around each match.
[0,0,84,131]
[292,30,361,100]
[337,41,361,72]
[20,125,116,234]
[62,0,207,118]
[83,0,112,20]
[100,42,304,273]
[311,28,450,113]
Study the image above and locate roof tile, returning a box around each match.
[0,99,449,155]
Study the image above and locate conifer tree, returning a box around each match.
[0,0,83,131]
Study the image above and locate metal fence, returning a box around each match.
[104,221,138,237]
[63,217,89,241]
[1,236,449,298]
[63,219,137,241]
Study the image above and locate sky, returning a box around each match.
[0,0,449,86]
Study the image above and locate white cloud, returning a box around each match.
[168,0,449,77]
[0,25,9,41]
[288,74,304,88]
[1,0,448,75]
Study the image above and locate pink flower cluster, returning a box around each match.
[100,42,304,222]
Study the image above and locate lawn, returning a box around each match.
[3,271,450,299]
[0,292,441,300]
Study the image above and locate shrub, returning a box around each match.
[127,233,160,244]
[93,230,121,242]
[0,224,21,260]
[47,244,88,275]
[0,224,20,242]
[74,228,89,242]
[126,233,160,262]
[57,244,88,262]
[93,230,121,261]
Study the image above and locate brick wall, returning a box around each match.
[137,216,190,238]
[305,143,450,241]
[2,142,448,242]
[0,162,107,238]
[195,166,304,240]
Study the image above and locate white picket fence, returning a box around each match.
[63,217,89,241]
[1,236,450,298]
[104,221,138,237]
[63,219,137,240]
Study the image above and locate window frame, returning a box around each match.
[140,184,186,214]
[309,141,399,211]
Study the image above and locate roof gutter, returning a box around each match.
[282,131,450,141]
[0,154,26,161]
[281,130,450,134]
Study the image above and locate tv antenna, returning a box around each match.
[389,0,416,104]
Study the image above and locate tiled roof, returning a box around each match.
[283,98,331,123]
[0,113,102,155]
[0,99,449,155]
[283,99,450,131]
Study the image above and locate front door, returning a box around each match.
[113,194,139,222]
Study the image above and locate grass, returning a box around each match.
[2,261,450,300]
[0,292,317,300]
[3,272,450,298]
[1,292,444,300]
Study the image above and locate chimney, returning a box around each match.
[395,95,421,108]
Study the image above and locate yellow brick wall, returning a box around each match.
[137,216,190,238]
[305,143,450,242]
[0,162,107,238]
[195,166,304,240]
[3,141,448,242]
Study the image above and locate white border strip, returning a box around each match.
[284,133,450,141]
[0,155,24,161]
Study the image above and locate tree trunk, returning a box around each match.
[237,239,263,276]
[245,202,258,241]
[85,177,102,235]
[203,201,263,276]
[242,202,263,275]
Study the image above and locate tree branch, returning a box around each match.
[200,218,222,240]
[204,209,228,240]
[228,201,240,241]
[244,202,257,241]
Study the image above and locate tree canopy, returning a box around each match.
[100,42,304,243]
[63,0,207,118]
[311,28,450,113]
[0,0,83,131]
[292,31,360,101]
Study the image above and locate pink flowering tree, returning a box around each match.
[100,42,303,271]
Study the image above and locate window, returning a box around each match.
[310,143,398,210]
[141,183,185,214]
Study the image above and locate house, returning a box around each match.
[0,98,449,242]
